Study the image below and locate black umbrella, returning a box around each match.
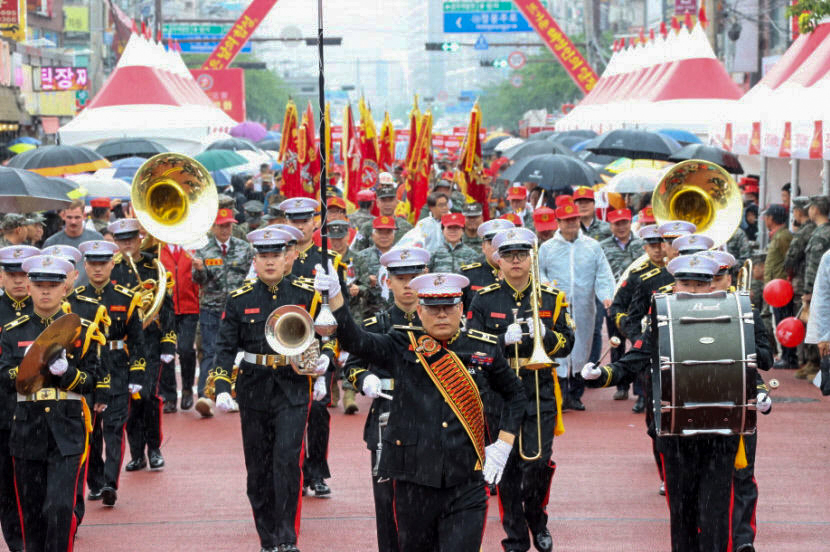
[578,150,619,168]
[549,129,597,142]
[483,135,512,155]
[6,145,110,176]
[585,129,681,161]
[257,139,280,151]
[0,167,77,212]
[526,130,557,141]
[95,138,168,161]
[503,140,574,161]
[668,144,744,175]
[500,154,600,191]
[205,138,259,152]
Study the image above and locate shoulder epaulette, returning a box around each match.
[540,283,559,295]
[291,278,316,293]
[460,262,481,271]
[75,294,99,305]
[631,260,650,273]
[113,252,123,264]
[295,275,314,284]
[479,282,500,295]
[393,324,423,331]
[3,315,29,332]
[658,283,675,293]
[74,285,86,294]
[363,316,378,327]
[466,328,497,344]
[640,267,662,281]
[113,284,134,297]
[230,283,254,297]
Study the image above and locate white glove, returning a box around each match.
[216,392,235,412]
[312,376,327,401]
[527,317,546,339]
[504,323,523,346]
[128,383,142,395]
[160,354,175,364]
[313,260,341,298]
[483,439,513,485]
[581,362,602,381]
[313,354,330,375]
[746,353,757,371]
[756,392,772,414]
[48,350,68,376]
[362,374,381,399]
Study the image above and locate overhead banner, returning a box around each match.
[512,0,598,94]
[191,68,246,122]
[201,0,279,70]
[0,0,25,42]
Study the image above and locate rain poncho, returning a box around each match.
[538,230,615,377]
[413,215,443,253]
[805,249,830,344]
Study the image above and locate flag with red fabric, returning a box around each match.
[342,103,361,206]
[378,111,396,173]
[455,101,489,220]
[278,100,303,197]
[358,98,379,192]
[297,101,320,197]
[408,110,433,224]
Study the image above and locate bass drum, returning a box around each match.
[652,290,757,437]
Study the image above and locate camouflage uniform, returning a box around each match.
[581,217,612,241]
[805,222,830,295]
[353,216,413,252]
[192,237,256,311]
[785,220,817,296]
[428,239,480,273]
[599,234,645,280]
[462,232,484,253]
[352,247,391,323]
[512,209,535,230]
[763,227,793,283]
[349,208,374,231]
[726,227,754,268]
[417,189,466,219]
[91,218,109,234]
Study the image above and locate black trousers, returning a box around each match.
[0,429,21,551]
[239,401,309,547]
[303,370,333,482]
[370,451,399,552]
[772,302,798,365]
[659,435,738,552]
[88,393,130,491]
[732,432,759,550]
[126,351,163,459]
[159,313,198,402]
[498,410,556,552]
[394,478,487,552]
[13,433,83,552]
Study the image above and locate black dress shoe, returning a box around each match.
[87,488,103,501]
[148,449,165,470]
[163,401,177,414]
[563,397,585,411]
[309,479,331,497]
[101,486,117,507]
[735,544,755,552]
[180,390,194,410]
[125,456,146,471]
[278,545,300,552]
[773,359,796,369]
[533,528,553,552]
[632,395,646,413]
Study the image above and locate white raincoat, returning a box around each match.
[538,229,615,377]
[806,249,830,345]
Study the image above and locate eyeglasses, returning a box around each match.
[421,303,459,315]
[501,250,530,263]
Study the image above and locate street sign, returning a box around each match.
[176,35,252,54]
[443,1,514,11]
[511,75,523,87]
[163,23,232,35]
[474,34,489,50]
[508,50,526,69]
[443,11,533,33]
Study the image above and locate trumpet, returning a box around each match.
[736,258,753,291]
[264,305,322,376]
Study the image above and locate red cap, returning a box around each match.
[356,189,376,202]
[573,186,595,201]
[739,176,759,188]
[215,208,237,225]
[555,194,574,208]
[743,184,759,194]
[90,197,111,208]
[639,205,656,224]
[372,215,396,229]
[507,186,527,200]
[441,213,465,227]
[607,208,632,223]
[327,196,347,210]
[533,207,558,231]
[500,213,523,226]
[555,203,580,220]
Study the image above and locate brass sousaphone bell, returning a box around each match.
[264,305,321,376]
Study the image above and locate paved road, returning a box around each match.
[70,368,829,551]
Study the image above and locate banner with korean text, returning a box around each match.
[190,68,246,122]
[512,0,598,94]
[201,0,279,70]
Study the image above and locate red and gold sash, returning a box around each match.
[407,331,486,467]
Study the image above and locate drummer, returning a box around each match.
[581,253,771,552]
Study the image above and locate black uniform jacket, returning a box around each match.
[616,260,674,340]
[334,305,526,488]
[468,280,575,415]
[293,243,346,279]
[0,311,105,459]
[461,260,500,309]
[0,293,32,323]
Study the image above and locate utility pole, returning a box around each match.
[89,0,104,96]
[155,0,163,40]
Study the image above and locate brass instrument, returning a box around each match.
[126,251,167,329]
[736,258,753,291]
[264,305,322,376]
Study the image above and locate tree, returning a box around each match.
[788,0,830,33]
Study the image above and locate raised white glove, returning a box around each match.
[483,439,513,485]
[362,374,381,399]
[160,354,175,364]
[128,383,142,395]
[313,354,330,375]
[312,376,327,401]
[527,317,546,339]
[216,392,235,412]
[581,362,602,381]
[313,260,341,298]
[504,323,523,346]
[756,392,772,413]
[49,350,68,376]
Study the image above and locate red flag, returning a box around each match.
[278,101,303,197]
[342,103,361,206]
[456,102,489,220]
[297,101,320,198]
[323,102,333,176]
[409,110,433,224]
[358,97,379,191]
[698,4,709,27]
[378,111,396,173]
[404,96,421,170]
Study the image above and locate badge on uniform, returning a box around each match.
[416,335,440,355]
[470,352,493,366]
[205,258,223,267]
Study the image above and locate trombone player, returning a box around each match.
[467,227,574,552]
[211,228,331,552]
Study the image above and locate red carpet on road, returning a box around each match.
[71,369,829,551]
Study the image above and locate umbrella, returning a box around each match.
[0,167,77,212]
[502,140,574,161]
[212,169,232,189]
[6,145,111,176]
[257,139,281,151]
[604,158,670,175]
[264,130,282,141]
[109,156,148,183]
[606,168,663,194]
[668,144,744,175]
[553,135,592,149]
[551,129,597,141]
[484,131,510,142]
[95,138,167,161]
[8,143,36,155]
[658,128,702,145]
[494,137,525,153]
[482,135,512,155]
[578,150,618,168]
[69,174,131,199]
[572,139,591,152]
[230,121,268,143]
[526,130,557,141]
[205,137,260,152]
[500,154,600,191]
[9,136,41,146]
[194,150,249,172]
[585,129,681,161]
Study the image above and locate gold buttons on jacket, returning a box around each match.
[44,407,51,413]
[395,440,401,446]
[441,421,448,428]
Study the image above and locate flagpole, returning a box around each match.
[317,0,328,268]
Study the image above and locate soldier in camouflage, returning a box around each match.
[801,196,830,378]
[217,194,247,241]
[461,202,485,253]
[353,184,413,252]
[0,214,27,248]
[89,198,111,234]
[352,216,398,323]
[429,213,481,273]
[238,200,265,235]
[784,197,818,374]
[599,209,645,280]
[418,177,466,219]
[726,226,753,268]
[573,187,612,242]
[349,189,376,231]
[506,186,535,230]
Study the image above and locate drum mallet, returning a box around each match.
[597,336,621,365]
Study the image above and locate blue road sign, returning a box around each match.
[474,34,489,50]
[173,34,253,54]
[443,11,533,33]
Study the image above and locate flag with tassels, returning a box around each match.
[278,100,303,197]
[296,101,320,197]
[408,110,433,224]
[378,112,396,173]
[358,98,380,191]
[323,102,333,176]
[342,103,361,206]
[455,101,489,220]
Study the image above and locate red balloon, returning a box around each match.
[776,317,805,348]
[763,279,794,307]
